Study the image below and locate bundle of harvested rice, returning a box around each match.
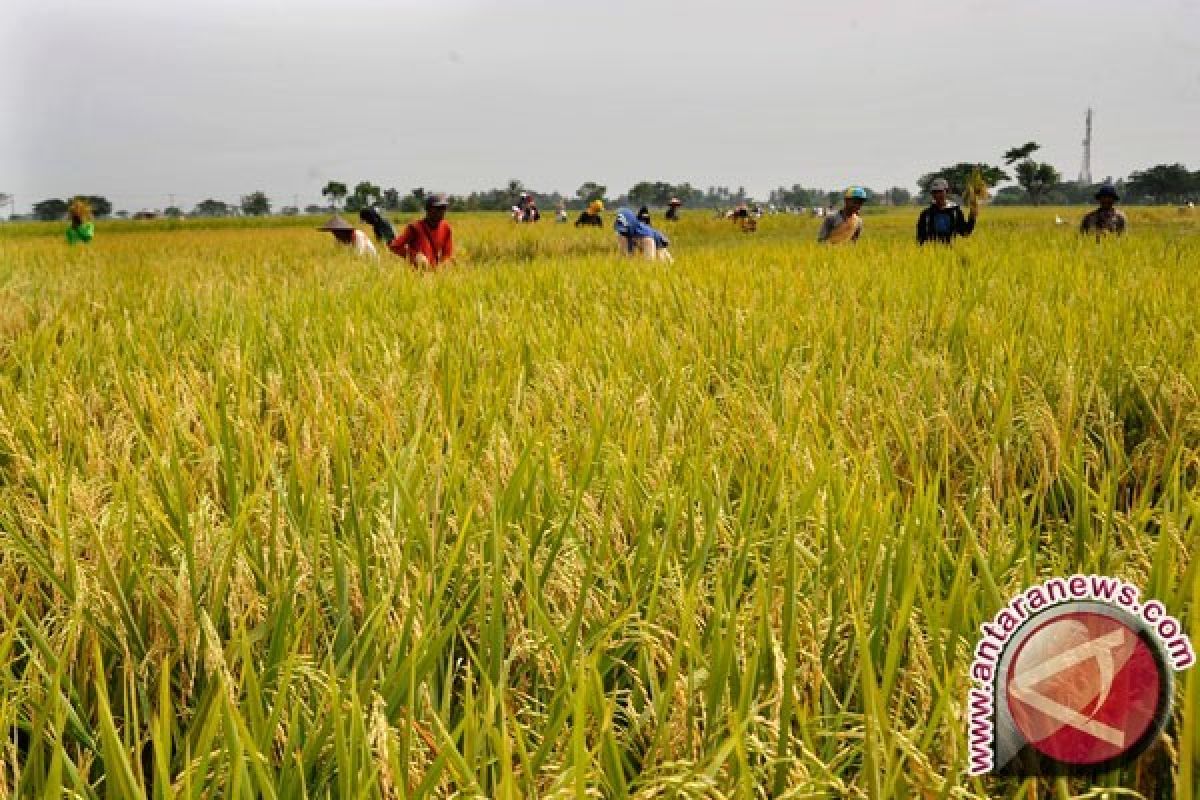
[826,214,859,244]
[963,168,989,215]
[68,197,93,220]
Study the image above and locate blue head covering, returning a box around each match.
[615,207,669,248]
[614,207,652,238]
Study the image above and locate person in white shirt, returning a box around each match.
[318,214,378,258]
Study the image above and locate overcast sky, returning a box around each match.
[3,0,1198,213]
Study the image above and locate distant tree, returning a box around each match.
[280,206,299,216]
[399,187,427,213]
[576,182,607,204]
[669,183,705,207]
[33,198,68,221]
[463,186,516,211]
[769,185,827,208]
[886,187,912,205]
[1003,141,1041,166]
[0,193,9,212]
[115,210,130,219]
[163,206,183,218]
[917,163,1009,197]
[1126,163,1198,204]
[240,191,271,216]
[356,181,381,204]
[382,188,401,211]
[506,180,524,202]
[625,182,653,207]
[1052,181,1106,205]
[1013,160,1061,205]
[80,196,112,218]
[991,186,1027,206]
[304,204,325,214]
[345,181,381,212]
[193,198,229,217]
[1001,141,1060,205]
[321,181,348,210]
[626,181,679,207]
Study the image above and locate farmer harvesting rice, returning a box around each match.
[575,199,604,227]
[513,192,540,223]
[916,177,976,245]
[818,186,868,244]
[665,197,682,221]
[389,193,454,268]
[614,207,673,262]
[358,206,396,243]
[1080,183,1128,237]
[727,203,757,232]
[65,198,95,245]
[318,214,378,258]
[637,206,652,224]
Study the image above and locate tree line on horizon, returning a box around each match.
[12,155,1200,222]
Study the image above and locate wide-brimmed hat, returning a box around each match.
[1095,183,1119,200]
[317,214,356,232]
[425,193,450,209]
[587,200,604,213]
[844,186,869,200]
[929,178,949,192]
[668,197,682,205]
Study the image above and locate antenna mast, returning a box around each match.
[1079,108,1093,185]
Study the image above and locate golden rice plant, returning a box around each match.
[0,207,1196,798]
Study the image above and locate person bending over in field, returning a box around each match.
[1080,184,1127,238]
[665,197,682,221]
[575,199,604,227]
[818,186,868,244]
[916,178,976,245]
[614,207,673,262]
[359,206,396,243]
[66,198,95,245]
[318,214,378,258]
[389,193,454,269]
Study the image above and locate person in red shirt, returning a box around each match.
[389,193,454,268]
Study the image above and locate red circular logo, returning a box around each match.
[1005,611,1164,766]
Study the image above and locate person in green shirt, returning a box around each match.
[66,199,95,245]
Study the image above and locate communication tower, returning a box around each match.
[1079,108,1093,185]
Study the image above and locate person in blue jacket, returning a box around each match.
[917,177,976,244]
[614,207,673,262]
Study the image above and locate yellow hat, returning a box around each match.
[587,200,604,214]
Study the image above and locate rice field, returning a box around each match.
[0,208,1197,798]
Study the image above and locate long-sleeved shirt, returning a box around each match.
[916,203,975,244]
[817,210,862,243]
[66,221,95,245]
[360,209,397,242]
[1080,208,1127,236]
[389,219,454,267]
